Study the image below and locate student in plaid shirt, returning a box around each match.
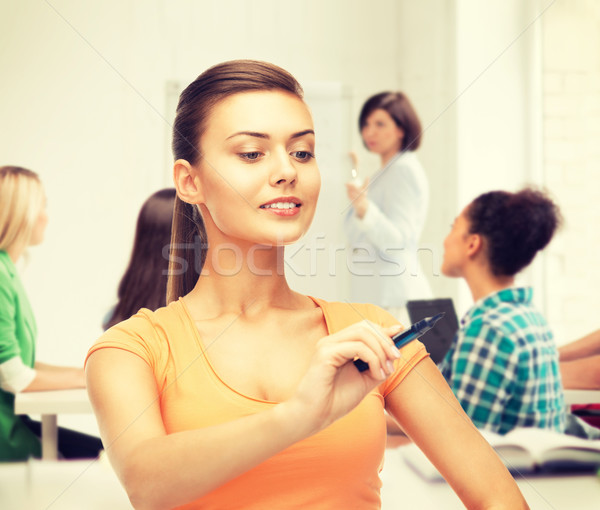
[439,188,566,435]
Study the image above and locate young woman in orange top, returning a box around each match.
[85,60,528,510]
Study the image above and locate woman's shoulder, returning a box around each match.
[384,151,427,189]
[97,300,188,344]
[0,257,18,302]
[461,303,537,354]
[310,297,401,330]
[389,151,422,171]
[87,299,189,368]
[0,252,14,279]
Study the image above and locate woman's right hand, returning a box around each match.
[285,321,403,436]
[345,178,369,219]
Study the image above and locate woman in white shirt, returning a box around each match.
[344,92,432,321]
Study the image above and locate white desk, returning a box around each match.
[381,446,600,509]
[0,456,132,509]
[0,443,596,509]
[564,389,600,405]
[14,389,93,460]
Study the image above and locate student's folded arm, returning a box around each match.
[559,329,600,361]
[560,356,600,390]
[23,364,85,392]
[385,358,529,510]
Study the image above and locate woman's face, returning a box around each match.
[194,90,320,247]
[441,208,471,277]
[29,194,48,246]
[361,108,404,157]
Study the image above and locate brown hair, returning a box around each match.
[358,92,422,151]
[104,188,176,329]
[167,60,304,303]
[466,187,562,276]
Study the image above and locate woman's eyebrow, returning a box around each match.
[290,129,315,139]
[226,129,315,141]
[226,131,269,140]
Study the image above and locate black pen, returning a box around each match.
[353,312,445,373]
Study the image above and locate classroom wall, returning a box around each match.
[395,0,547,318]
[453,0,547,316]
[395,0,459,305]
[1,0,596,379]
[542,0,600,342]
[0,0,409,367]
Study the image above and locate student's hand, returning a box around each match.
[345,178,369,219]
[285,321,402,436]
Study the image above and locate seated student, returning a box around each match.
[0,166,103,460]
[103,188,176,330]
[85,60,527,509]
[559,329,600,429]
[559,328,600,390]
[438,187,566,435]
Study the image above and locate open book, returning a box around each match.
[400,427,600,480]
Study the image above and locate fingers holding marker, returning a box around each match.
[353,322,403,374]
[312,320,403,377]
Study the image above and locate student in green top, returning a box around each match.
[0,165,102,460]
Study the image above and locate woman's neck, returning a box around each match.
[185,242,303,319]
[463,265,515,303]
[381,152,398,168]
[380,149,401,168]
[5,243,24,263]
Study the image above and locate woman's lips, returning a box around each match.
[259,201,301,216]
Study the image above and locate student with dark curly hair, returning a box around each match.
[439,188,566,435]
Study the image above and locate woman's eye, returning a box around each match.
[239,152,261,161]
[291,151,315,161]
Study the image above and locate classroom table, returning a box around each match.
[0,456,132,510]
[14,388,92,460]
[564,389,600,405]
[0,447,597,510]
[10,388,600,509]
[381,446,600,509]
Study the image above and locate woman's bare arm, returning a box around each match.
[559,329,600,361]
[386,358,528,510]
[560,356,600,389]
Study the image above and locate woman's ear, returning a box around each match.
[174,159,205,205]
[396,126,405,149]
[466,233,483,257]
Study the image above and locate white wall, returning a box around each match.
[542,0,600,342]
[395,0,459,303]
[1,0,597,385]
[453,0,547,316]
[395,0,549,318]
[0,0,406,370]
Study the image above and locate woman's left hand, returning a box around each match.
[345,178,369,219]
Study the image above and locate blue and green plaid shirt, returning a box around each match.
[439,287,566,435]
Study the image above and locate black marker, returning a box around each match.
[353,312,445,373]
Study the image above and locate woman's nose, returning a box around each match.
[270,150,297,186]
